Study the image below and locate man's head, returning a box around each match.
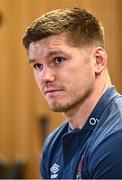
[23,8,109,113]
[23,8,104,50]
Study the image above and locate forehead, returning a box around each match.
[28,34,74,60]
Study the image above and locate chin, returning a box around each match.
[50,106,64,112]
[49,103,66,112]
[49,102,72,112]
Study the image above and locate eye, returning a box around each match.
[33,63,43,71]
[54,57,64,64]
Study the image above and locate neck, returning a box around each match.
[63,72,112,130]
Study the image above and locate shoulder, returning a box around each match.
[83,94,122,178]
[40,121,68,178]
[88,93,122,148]
[89,93,122,155]
[113,93,122,115]
[40,121,68,164]
[85,129,122,178]
[42,121,68,152]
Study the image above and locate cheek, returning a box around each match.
[33,71,41,87]
[76,64,95,84]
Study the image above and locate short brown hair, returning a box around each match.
[22,8,104,49]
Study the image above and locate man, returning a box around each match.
[22,8,122,179]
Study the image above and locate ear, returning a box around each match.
[94,47,107,75]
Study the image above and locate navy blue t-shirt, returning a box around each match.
[40,86,122,179]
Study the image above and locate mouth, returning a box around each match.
[44,89,64,96]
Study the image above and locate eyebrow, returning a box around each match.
[29,50,64,64]
[29,59,36,64]
[45,50,64,59]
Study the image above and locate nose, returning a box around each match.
[38,66,56,84]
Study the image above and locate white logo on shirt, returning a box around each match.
[50,163,60,179]
[89,118,99,125]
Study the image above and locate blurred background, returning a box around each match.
[0,0,122,178]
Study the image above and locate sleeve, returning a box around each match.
[40,140,49,179]
[40,128,60,179]
[86,130,122,179]
[40,122,67,179]
[40,131,54,179]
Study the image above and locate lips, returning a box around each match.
[43,88,63,96]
